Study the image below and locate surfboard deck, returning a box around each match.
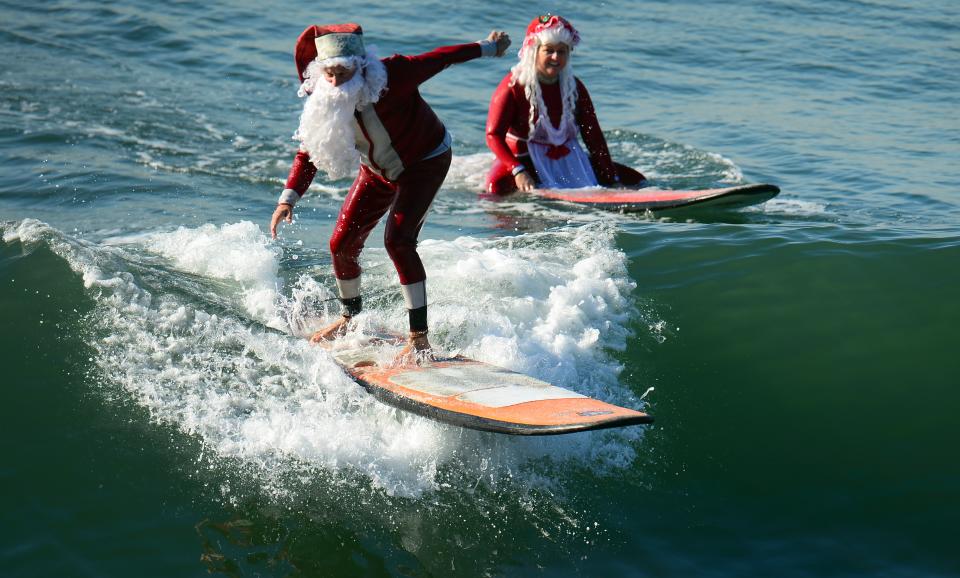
[319,334,653,435]
[536,183,780,212]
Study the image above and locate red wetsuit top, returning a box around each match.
[284,42,483,196]
[485,73,619,187]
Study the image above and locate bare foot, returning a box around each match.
[309,316,350,344]
[392,333,434,367]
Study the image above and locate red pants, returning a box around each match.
[329,149,451,285]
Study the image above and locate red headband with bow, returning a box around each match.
[521,14,581,51]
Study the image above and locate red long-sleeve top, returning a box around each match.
[485,73,618,186]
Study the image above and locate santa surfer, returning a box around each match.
[485,15,645,194]
[270,23,511,361]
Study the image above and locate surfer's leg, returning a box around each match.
[386,149,451,343]
[486,157,539,195]
[614,162,646,187]
[310,272,362,342]
[314,166,395,341]
[486,158,517,195]
[330,166,396,283]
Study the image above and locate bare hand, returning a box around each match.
[487,30,511,57]
[270,203,293,239]
[515,170,536,192]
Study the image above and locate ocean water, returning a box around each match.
[2,0,958,576]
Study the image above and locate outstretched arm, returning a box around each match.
[390,30,510,89]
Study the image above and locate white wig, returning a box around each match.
[510,28,579,146]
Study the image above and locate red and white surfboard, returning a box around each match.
[536,183,780,212]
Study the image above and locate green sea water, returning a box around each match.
[2,0,959,576]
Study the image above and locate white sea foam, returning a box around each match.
[4,218,649,499]
[146,222,279,285]
[143,222,284,327]
[610,139,743,183]
[760,197,829,216]
[446,151,493,191]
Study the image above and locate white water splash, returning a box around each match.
[609,137,744,183]
[446,151,493,191]
[4,218,650,499]
[144,222,284,327]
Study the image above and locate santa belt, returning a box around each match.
[510,132,572,148]
[526,138,572,160]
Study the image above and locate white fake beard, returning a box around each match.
[293,72,365,181]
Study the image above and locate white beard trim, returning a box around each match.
[293,49,388,180]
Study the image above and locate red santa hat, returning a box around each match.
[294,23,365,83]
[519,14,580,57]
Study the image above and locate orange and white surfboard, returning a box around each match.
[322,336,653,435]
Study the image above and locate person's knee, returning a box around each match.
[330,231,364,263]
[615,163,646,186]
[487,174,517,195]
[384,233,416,261]
[329,233,345,257]
[485,162,517,195]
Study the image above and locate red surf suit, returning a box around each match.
[485,73,645,194]
[283,42,485,327]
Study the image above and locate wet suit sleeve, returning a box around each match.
[283,150,318,201]
[575,79,618,186]
[387,43,483,92]
[485,74,524,173]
